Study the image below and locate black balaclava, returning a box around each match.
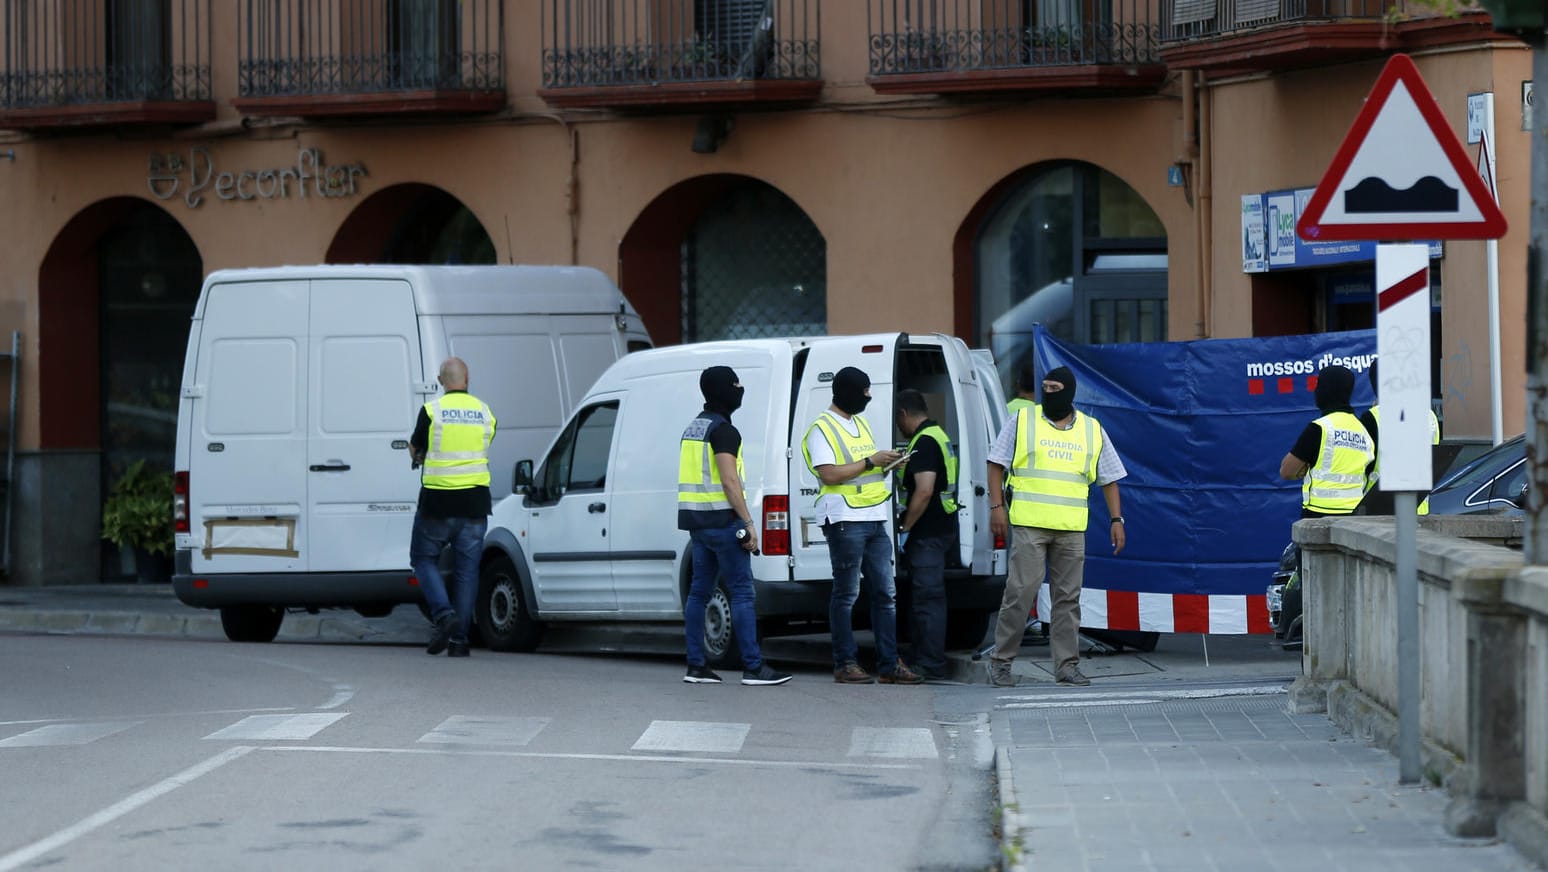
[700,365,744,416]
[832,367,872,415]
[1315,364,1357,414]
[1041,366,1077,421]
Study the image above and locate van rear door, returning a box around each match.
[306,279,425,572]
[188,280,310,574]
[787,334,902,582]
[943,339,1004,574]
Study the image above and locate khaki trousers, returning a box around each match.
[992,525,1086,674]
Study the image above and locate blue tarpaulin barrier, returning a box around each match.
[1027,324,1377,633]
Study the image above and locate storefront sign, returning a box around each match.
[1242,187,1440,273]
[148,146,369,209]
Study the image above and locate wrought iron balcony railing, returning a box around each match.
[237,0,504,99]
[1162,0,1405,42]
[0,0,211,112]
[542,0,821,89]
[869,0,1161,76]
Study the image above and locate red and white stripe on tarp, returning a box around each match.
[1033,586,1274,634]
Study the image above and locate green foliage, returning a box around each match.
[101,460,175,557]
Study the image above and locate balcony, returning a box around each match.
[867,0,1165,96]
[0,0,214,130]
[539,0,823,110]
[233,0,506,118]
[1159,0,1496,74]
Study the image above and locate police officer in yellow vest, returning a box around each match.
[677,366,792,687]
[1357,359,1440,515]
[1007,359,1038,419]
[1279,364,1375,519]
[987,366,1128,688]
[803,366,923,685]
[409,357,495,658]
[893,388,959,681]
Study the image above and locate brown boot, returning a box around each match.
[878,660,924,685]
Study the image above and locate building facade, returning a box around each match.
[0,0,1529,584]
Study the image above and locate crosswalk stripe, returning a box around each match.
[0,721,141,749]
[418,716,550,747]
[202,713,348,742]
[632,720,749,754]
[847,727,938,759]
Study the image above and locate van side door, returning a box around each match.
[187,280,310,574]
[787,335,902,582]
[524,399,620,613]
[306,279,425,572]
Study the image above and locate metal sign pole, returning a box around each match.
[1394,491,1420,782]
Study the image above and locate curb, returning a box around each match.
[996,744,1029,872]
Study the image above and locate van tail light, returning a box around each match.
[762,496,791,556]
[993,530,1006,550]
[173,471,190,534]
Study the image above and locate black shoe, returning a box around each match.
[683,665,722,684]
[447,641,470,658]
[426,613,456,655]
[741,664,793,686]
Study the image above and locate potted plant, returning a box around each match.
[101,460,176,584]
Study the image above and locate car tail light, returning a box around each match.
[762,495,790,556]
[173,471,189,534]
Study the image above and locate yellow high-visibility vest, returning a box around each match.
[422,392,495,490]
[678,413,743,522]
[1303,411,1373,515]
[1006,406,1101,531]
[803,411,889,509]
[899,423,959,515]
[1007,397,1035,418]
[1365,405,1440,514]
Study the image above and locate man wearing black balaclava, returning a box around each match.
[802,366,922,685]
[677,366,792,687]
[1280,364,1375,519]
[986,365,1128,688]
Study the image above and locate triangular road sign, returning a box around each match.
[1297,54,1507,242]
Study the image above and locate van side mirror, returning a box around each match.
[513,460,533,494]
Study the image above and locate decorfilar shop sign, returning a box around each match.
[148,146,368,209]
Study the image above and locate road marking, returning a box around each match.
[319,685,354,710]
[0,721,141,748]
[994,685,1288,703]
[264,745,921,771]
[999,699,1163,710]
[0,745,254,872]
[202,713,348,741]
[847,727,938,759]
[632,720,750,754]
[418,716,550,747]
[0,707,293,727]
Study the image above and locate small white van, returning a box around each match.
[477,332,1008,665]
[171,265,650,642]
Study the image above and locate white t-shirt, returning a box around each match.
[805,411,892,525]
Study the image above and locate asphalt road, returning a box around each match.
[0,633,998,871]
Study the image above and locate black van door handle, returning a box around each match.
[309,463,351,472]
[588,501,606,514]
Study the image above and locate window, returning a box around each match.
[537,402,618,498]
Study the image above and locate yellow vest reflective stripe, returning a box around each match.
[802,411,890,508]
[1365,405,1440,515]
[1007,397,1035,418]
[1302,411,1373,515]
[423,393,495,490]
[900,424,959,515]
[1006,406,1101,532]
[678,414,743,515]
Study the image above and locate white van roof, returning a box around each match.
[197,265,636,318]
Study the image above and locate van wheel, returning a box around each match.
[221,606,283,643]
[478,555,543,652]
[944,609,993,650]
[702,582,742,670]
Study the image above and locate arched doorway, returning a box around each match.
[39,198,203,580]
[327,184,495,265]
[956,162,1167,389]
[620,175,826,346]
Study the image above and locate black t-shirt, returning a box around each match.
[1288,411,1372,518]
[410,390,493,519]
[901,422,954,539]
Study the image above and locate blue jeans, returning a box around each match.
[904,532,951,676]
[684,520,762,670]
[410,514,486,645]
[823,520,900,673]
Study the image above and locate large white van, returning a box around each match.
[477,333,1008,665]
[171,265,650,642]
